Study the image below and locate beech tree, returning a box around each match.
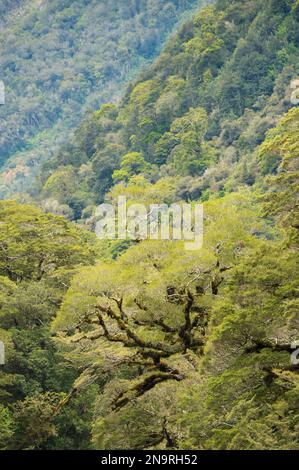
[52,193,267,449]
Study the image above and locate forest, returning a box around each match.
[0,0,199,196]
[0,0,298,451]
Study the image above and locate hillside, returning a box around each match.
[36,0,299,221]
[0,0,298,451]
[0,0,201,197]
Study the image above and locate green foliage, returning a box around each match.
[0,200,100,449]
[0,404,14,450]
[50,73,299,449]
[0,200,96,281]
[52,192,286,450]
[1,0,299,452]
[35,0,299,218]
[112,152,152,183]
[258,107,299,175]
[259,108,299,237]
[0,0,200,196]
[10,392,62,450]
[167,107,216,176]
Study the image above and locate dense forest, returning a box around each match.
[0,0,299,450]
[0,0,200,197]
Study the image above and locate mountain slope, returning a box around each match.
[35,0,299,221]
[0,0,202,196]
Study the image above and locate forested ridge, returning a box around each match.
[0,0,299,450]
[0,0,200,197]
[33,0,299,221]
